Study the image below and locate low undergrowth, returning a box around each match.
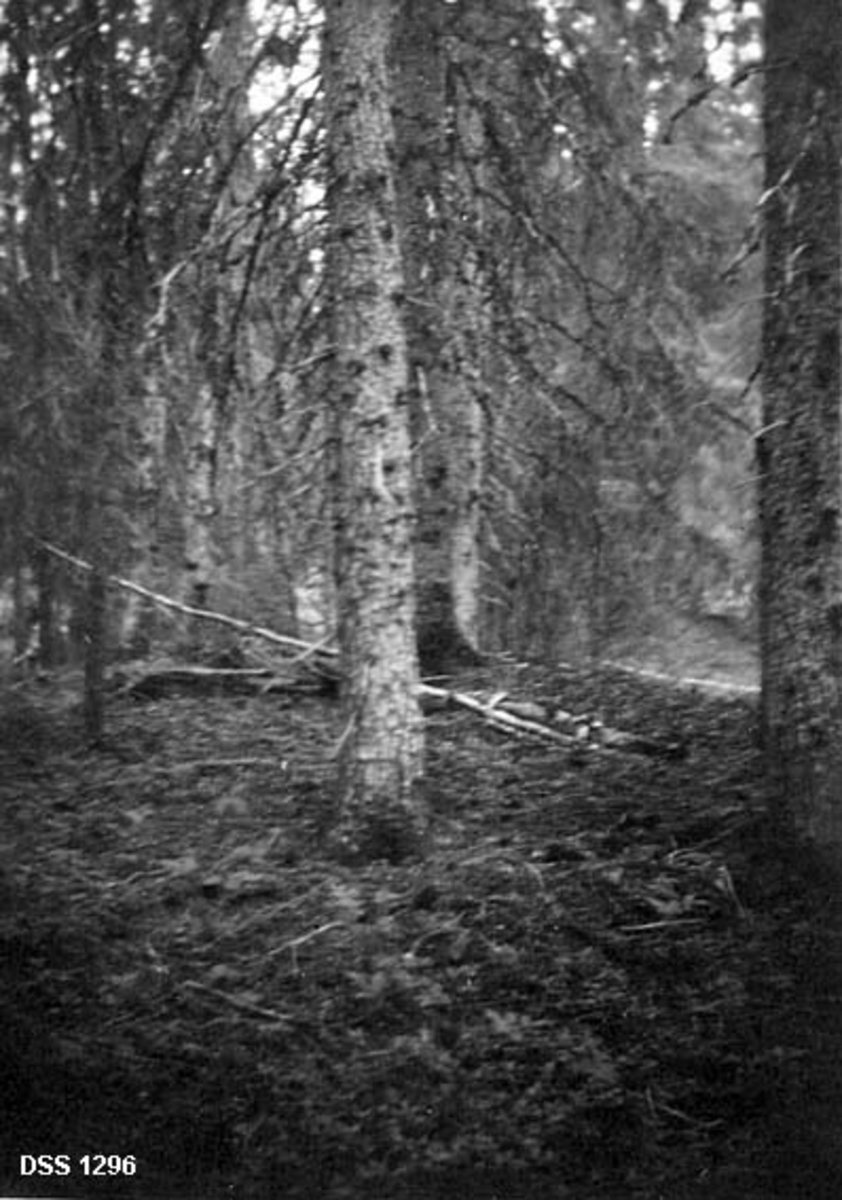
[0,659,828,1198]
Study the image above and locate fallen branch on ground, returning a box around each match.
[36,540,683,760]
[422,685,685,759]
[124,666,683,760]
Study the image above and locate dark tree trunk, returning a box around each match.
[390,0,487,652]
[759,0,842,874]
[33,544,57,668]
[83,564,107,743]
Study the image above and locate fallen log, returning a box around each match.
[123,665,682,761]
[422,685,685,759]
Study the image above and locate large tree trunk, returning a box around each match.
[759,0,842,872]
[323,0,426,862]
[390,0,487,667]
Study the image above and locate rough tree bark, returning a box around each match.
[183,0,256,653]
[323,0,427,862]
[389,0,488,670]
[759,0,842,873]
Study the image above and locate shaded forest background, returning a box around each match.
[0,0,762,674]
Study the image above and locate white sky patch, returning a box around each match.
[248,0,321,116]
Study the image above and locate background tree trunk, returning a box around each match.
[82,561,107,743]
[390,0,488,669]
[323,0,426,863]
[759,0,842,872]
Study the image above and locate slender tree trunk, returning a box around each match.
[759,0,842,872]
[439,0,489,645]
[11,556,28,663]
[183,1,254,646]
[183,382,219,651]
[323,0,426,862]
[32,544,57,667]
[390,0,487,668]
[83,561,107,743]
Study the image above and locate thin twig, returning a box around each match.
[182,979,293,1024]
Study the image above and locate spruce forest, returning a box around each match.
[0,1,840,1197]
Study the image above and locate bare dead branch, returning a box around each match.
[33,537,338,660]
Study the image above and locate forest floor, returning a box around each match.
[0,622,840,1200]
